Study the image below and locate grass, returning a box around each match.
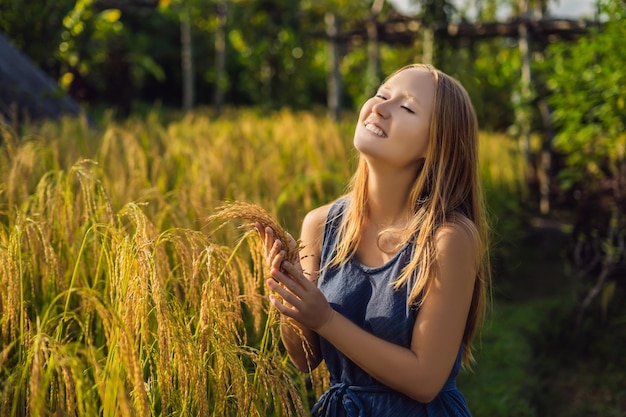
[0,107,528,416]
[457,231,571,417]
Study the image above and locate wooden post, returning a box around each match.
[365,0,384,98]
[213,0,227,115]
[326,12,342,121]
[516,0,533,187]
[422,26,434,65]
[534,4,553,215]
[538,97,553,215]
[181,7,194,112]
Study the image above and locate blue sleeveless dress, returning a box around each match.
[312,198,471,417]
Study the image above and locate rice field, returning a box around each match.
[0,108,523,416]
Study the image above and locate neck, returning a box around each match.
[365,163,417,228]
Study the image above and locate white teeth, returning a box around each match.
[365,123,386,138]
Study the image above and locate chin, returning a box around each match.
[354,132,383,153]
[353,137,372,155]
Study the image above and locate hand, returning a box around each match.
[267,260,333,332]
[254,222,302,275]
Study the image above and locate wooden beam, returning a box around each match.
[319,15,601,44]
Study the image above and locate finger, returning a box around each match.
[267,278,302,307]
[267,238,279,257]
[255,222,265,239]
[270,268,305,294]
[269,294,298,319]
[281,261,311,286]
[270,250,285,271]
[259,223,273,252]
[268,241,282,266]
[285,232,297,250]
[265,227,275,251]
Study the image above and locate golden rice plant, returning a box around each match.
[208,201,333,408]
[0,161,309,416]
[0,109,525,417]
[1,109,355,416]
[209,200,301,264]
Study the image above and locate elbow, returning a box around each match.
[403,379,447,404]
[292,355,322,374]
[396,353,458,403]
[295,362,313,373]
[410,389,440,404]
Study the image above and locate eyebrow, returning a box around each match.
[403,92,420,106]
[378,84,423,107]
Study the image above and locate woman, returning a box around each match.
[257,63,491,416]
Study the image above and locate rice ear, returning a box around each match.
[208,201,302,263]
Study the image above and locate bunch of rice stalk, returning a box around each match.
[210,201,319,412]
[209,201,301,264]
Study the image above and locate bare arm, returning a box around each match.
[257,204,330,372]
[269,222,478,402]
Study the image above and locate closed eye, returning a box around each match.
[375,94,387,100]
[401,105,415,114]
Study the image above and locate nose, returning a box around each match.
[371,100,390,118]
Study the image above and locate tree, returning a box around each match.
[158,0,215,112]
[0,0,75,76]
[544,0,626,325]
[55,0,167,115]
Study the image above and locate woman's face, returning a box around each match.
[353,67,435,170]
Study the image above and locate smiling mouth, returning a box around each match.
[364,122,387,138]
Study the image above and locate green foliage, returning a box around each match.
[546,0,626,192]
[440,41,518,132]
[57,0,124,87]
[544,0,626,322]
[530,296,626,417]
[458,302,550,417]
[224,1,319,107]
[0,0,75,73]
[1,0,526,130]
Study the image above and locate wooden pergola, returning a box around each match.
[340,14,599,43]
[323,7,601,215]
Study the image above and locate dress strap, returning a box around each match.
[319,197,349,269]
[311,383,391,417]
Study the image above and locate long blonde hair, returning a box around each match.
[330,64,491,367]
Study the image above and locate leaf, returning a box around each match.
[99,9,121,23]
[129,54,166,82]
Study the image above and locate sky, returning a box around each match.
[388,0,598,19]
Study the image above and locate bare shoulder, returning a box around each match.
[302,203,332,232]
[300,203,333,249]
[298,202,334,277]
[435,215,481,272]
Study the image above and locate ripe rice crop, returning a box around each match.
[0,108,522,416]
[209,200,301,264]
[0,109,352,416]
